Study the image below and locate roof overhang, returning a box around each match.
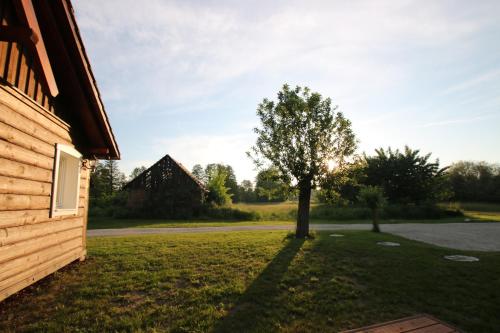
[58,0,120,159]
[29,0,120,159]
[1,0,59,97]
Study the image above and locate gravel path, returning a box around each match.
[87,222,500,252]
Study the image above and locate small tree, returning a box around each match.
[192,164,207,184]
[255,167,289,202]
[358,186,386,233]
[239,180,256,202]
[205,164,239,203]
[129,166,147,180]
[206,167,232,206]
[249,84,357,238]
[103,160,126,194]
[90,160,126,198]
[89,160,127,217]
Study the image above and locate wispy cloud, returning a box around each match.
[74,0,497,115]
[421,112,500,128]
[72,0,500,178]
[441,69,500,95]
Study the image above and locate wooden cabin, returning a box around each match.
[0,0,119,302]
[124,154,207,218]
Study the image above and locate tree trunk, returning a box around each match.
[296,179,312,238]
[372,208,380,233]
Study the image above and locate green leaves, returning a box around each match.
[363,146,448,204]
[255,167,289,202]
[357,186,386,210]
[250,84,357,188]
[206,166,233,206]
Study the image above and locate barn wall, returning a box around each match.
[0,85,90,302]
[125,154,207,218]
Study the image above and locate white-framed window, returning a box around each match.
[50,144,82,217]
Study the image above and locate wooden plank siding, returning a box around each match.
[341,314,461,333]
[0,86,90,302]
[0,0,54,112]
[0,208,85,229]
[0,247,83,301]
[0,0,119,303]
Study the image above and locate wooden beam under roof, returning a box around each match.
[12,0,58,97]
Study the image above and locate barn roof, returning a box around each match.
[125,154,207,191]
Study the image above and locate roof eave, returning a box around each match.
[59,0,120,160]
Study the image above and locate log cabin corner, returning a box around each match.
[0,0,119,302]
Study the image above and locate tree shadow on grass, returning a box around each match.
[212,237,305,333]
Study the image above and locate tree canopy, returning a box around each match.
[206,167,232,206]
[129,166,147,180]
[250,84,357,237]
[255,167,289,202]
[90,160,126,199]
[192,163,239,203]
[446,161,500,203]
[89,160,127,217]
[318,158,366,205]
[191,164,206,184]
[250,85,356,187]
[238,180,257,202]
[363,146,450,204]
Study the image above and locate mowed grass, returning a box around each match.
[88,200,500,229]
[1,231,499,332]
[87,218,293,229]
[443,202,500,222]
[455,202,500,212]
[233,201,303,213]
[236,201,500,223]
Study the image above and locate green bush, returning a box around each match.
[204,206,261,221]
[89,191,130,218]
[310,205,371,220]
[309,203,462,220]
[381,203,462,219]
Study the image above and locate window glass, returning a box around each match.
[51,145,81,216]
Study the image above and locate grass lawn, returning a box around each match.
[87,218,293,229]
[443,202,500,222]
[87,217,476,230]
[237,201,500,223]
[1,231,499,332]
[233,201,304,213]
[451,202,500,212]
[87,216,494,230]
[88,201,500,229]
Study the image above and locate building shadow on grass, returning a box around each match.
[212,237,305,332]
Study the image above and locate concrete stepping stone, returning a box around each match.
[377,241,400,247]
[329,234,344,237]
[444,255,479,262]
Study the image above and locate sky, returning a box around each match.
[73,0,500,183]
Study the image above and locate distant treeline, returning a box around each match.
[191,163,289,204]
[189,147,499,207]
[88,147,499,218]
[317,148,499,206]
[447,161,500,203]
